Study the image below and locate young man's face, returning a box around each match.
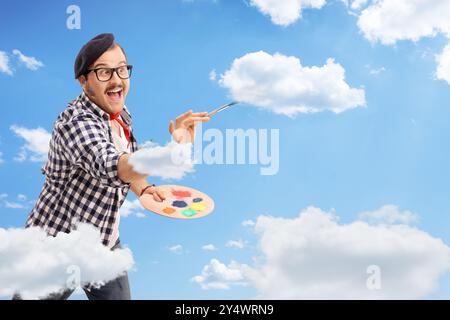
[79,45,130,114]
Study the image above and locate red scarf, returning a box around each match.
[109,111,130,147]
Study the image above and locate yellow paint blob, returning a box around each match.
[190,203,206,211]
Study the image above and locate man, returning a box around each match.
[14,33,210,300]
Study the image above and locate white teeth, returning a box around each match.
[107,88,122,94]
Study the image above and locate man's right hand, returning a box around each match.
[141,185,166,202]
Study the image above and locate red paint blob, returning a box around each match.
[171,189,191,199]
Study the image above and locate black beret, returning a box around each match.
[74,33,115,79]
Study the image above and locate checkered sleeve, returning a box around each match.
[58,115,129,188]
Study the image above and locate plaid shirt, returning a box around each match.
[25,92,138,247]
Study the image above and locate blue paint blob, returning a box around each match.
[193,198,203,203]
[172,200,188,208]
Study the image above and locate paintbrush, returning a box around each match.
[208,101,239,117]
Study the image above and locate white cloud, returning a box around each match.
[356,0,450,45]
[350,0,368,10]
[194,206,450,299]
[249,0,327,26]
[209,69,217,81]
[128,141,194,180]
[219,51,365,117]
[242,219,255,227]
[342,0,369,11]
[0,193,33,210]
[135,212,147,219]
[202,244,217,251]
[120,199,145,218]
[5,201,25,209]
[436,43,450,84]
[12,49,44,71]
[358,204,419,225]
[248,207,450,299]
[0,222,134,299]
[225,239,245,249]
[169,244,184,254]
[10,125,51,162]
[0,151,4,164]
[0,51,13,76]
[191,259,248,289]
[353,0,450,86]
[0,49,43,75]
[369,66,386,75]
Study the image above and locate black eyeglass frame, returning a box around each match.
[86,65,133,82]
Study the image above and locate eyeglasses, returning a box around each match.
[86,65,133,82]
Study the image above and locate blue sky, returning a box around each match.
[2,0,450,299]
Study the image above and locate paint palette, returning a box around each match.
[139,185,214,219]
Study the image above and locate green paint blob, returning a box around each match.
[182,208,197,217]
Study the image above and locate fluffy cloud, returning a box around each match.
[0,50,43,75]
[218,51,365,117]
[209,69,217,81]
[358,204,419,225]
[191,259,248,290]
[10,125,51,162]
[5,201,25,209]
[242,219,255,227]
[341,0,369,11]
[369,67,385,75]
[202,244,217,251]
[249,0,327,26]
[351,0,450,86]
[356,0,450,45]
[128,141,194,180]
[436,43,450,84]
[225,239,245,249]
[348,0,369,10]
[0,222,134,299]
[135,212,146,218]
[0,193,34,210]
[12,49,44,71]
[168,244,184,254]
[0,51,13,76]
[193,206,450,299]
[120,199,146,218]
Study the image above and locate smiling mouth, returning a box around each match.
[106,88,123,102]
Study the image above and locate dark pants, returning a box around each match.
[13,240,131,300]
